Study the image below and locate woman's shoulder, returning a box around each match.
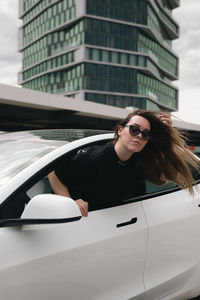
[73,143,112,162]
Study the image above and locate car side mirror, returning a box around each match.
[0,194,82,227]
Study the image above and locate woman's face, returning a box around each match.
[117,115,151,154]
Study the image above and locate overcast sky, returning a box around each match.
[0,0,200,124]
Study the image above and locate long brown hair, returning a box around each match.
[114,110,200,196]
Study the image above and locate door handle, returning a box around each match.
[116,217,137,228]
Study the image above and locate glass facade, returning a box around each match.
[19,0,179,112]
[23,63,84,93]
[86,0,178,36]
[23,51,75,81]
[22,20,84,69]
[23,0,76,45]
[85,92,161,111]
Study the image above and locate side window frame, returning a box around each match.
[0,138,113,219]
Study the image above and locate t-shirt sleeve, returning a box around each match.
[54,154,72,186]
[54,148,95,187]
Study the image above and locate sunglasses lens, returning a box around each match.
[129,126,140,137]
[142,131,150,140]
[129,126,150,140]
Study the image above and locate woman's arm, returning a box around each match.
[48,171,89,217]
[48,171,71,197]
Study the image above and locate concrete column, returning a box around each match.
[18,0,24,18]
[75,0,86,17]
[18,27,23,51]
[75,45,85,61]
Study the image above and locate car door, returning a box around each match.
[0,188,148,300]
[142,181,200,299]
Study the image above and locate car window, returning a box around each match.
[145,181,177,194]
[190,163,200,182]
[0,139,113,219]
[27,176,52,199]
[145,162,200,196]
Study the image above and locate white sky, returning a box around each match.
[0,0,199,124]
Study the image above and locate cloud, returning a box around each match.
[173,0,200,124]
[0,0,21,85]
[174,1,200,33]
[174,2,200,78]
[174,86,200,125]
[0,61,21,86]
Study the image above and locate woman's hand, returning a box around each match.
[158,113,172,127]
[160,173,169,184]
[75,199,89,217]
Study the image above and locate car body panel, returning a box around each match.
[142,189,200,299]
[0,203,147,300]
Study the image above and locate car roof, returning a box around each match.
[0,129,113,143]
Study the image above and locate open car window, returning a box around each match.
[145,160,200,197]
[145,181,177,194]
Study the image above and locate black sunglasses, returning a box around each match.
[125,125,150,141]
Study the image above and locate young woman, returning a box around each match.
[114,110,199,190]
[49,110,199,217]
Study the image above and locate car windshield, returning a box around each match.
[0,129,110,187]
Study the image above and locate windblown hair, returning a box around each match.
[114,110,200,196]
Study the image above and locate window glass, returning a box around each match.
[85,32,96,44]
[96,64,105,77]
[102,50,109,62]
[138,56,146,67]
[146,181,176,194]
[120,53,127,65]
[130,55,136,65]
[93,49,100,61]
[96,34,105,46]
[111,52,118,63]
[86,48,90,60]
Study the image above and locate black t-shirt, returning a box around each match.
[55,143,146,210]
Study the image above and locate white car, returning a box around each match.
[0,129,200,300]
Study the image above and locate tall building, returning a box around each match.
[18,0,180,112]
